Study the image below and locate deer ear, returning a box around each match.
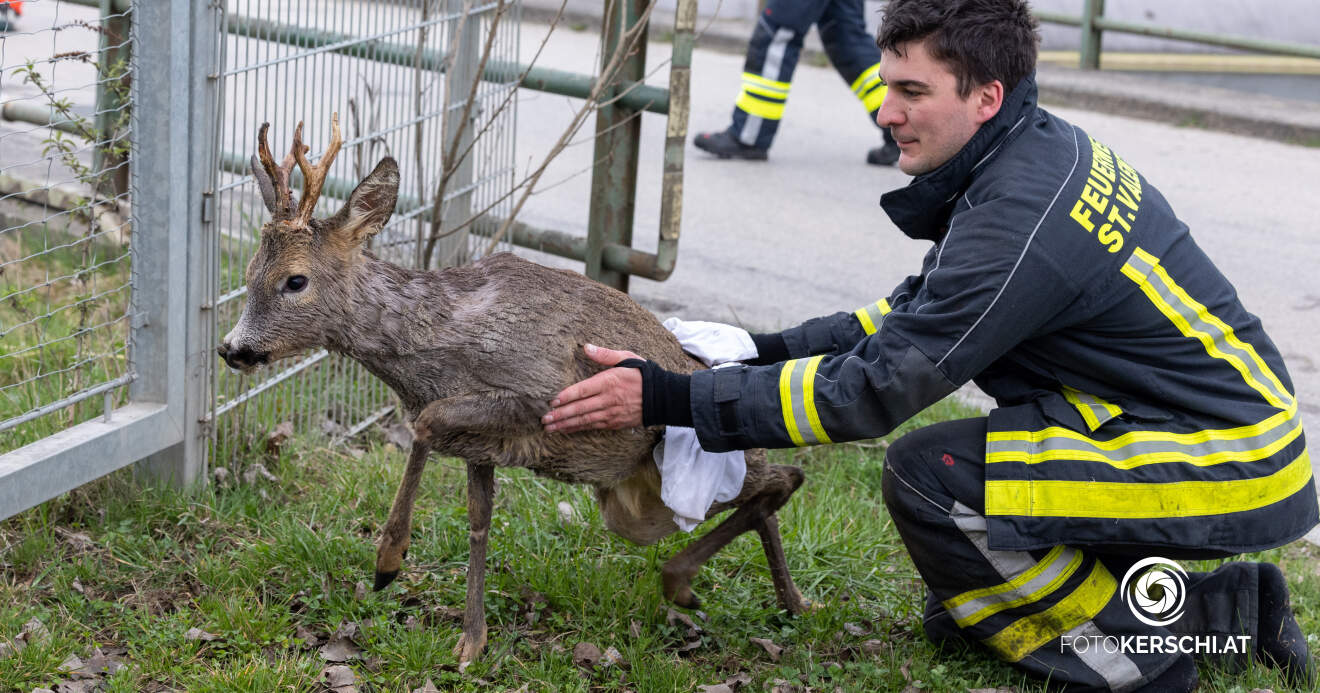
[329,157,399,245]
[250,154,283,216]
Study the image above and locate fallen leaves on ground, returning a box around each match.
[319,621,364,662]
[267,420,294,453]
[697,671,753,693]
[184,627,219,642]
[572,642,602,668]
[323,664,359,693]
[967,687,1018,693]
[411,680,440,693]
[749,637,783,662]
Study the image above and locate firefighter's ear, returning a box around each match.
[972,80,1004,125]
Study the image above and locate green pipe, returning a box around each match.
[216,151,660,277]
[1092,16,1320,60]
[223,14,668,115]
[1,102,87,136]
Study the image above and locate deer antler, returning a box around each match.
[255,122,304,220]
[292,112,343,224]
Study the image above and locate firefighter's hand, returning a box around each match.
[543,344,643,432]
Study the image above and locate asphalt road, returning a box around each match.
[509,23,1320,544]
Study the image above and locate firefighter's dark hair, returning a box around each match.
[878,0,1039,98]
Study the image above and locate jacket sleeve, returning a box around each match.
[689,197,1083,452]
[772,273,926,360]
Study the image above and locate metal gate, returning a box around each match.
[203,0,521,463]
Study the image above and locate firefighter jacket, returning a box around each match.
[688,74,1318,554]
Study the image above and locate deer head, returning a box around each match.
[218,114,400,372]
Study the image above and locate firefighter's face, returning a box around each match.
[876,40,1004,176]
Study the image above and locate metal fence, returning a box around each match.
[1,2,136,452]
[205,0,521,461]
[0,0,693,520]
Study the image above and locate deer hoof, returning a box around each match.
[453,625,488,665]
[661,565,701,609]
[373,570,399,591]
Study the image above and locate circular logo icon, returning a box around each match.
[1120,557,1187,627]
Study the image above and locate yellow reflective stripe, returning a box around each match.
[742,72,791,93]
[853,299,891,336]
[777,357,833,446]
[944,546,1084,628]
[736,92,786,120]
[1122,247,1293,410]
[988,402,1294,449]
[779,360,805,446]
[860,83,888,113]
[1061,386,1122,432]
[985,449,1312,518]
[986,418,1302,469]
[802,355,833,445]
[849,62,883,93]
[982,561,1116,662]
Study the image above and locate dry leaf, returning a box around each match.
[0,643,13,660]
[30,688,56,693]
[629,620,642,638]
[403,615,420,632]
[319,622,364,662]
[212,467,231,486]
[51,681,99,693]
[1248,690,1276,693]
[573,641,602,668]
[184,627,219,642]
[861,639,887,655]
[411,680,440,693]
[601,646,626,668]
[323,664,359,692]
[243,462,278,484]
[321,417,349,437]
[967,688,1018,693]
[843,622,868,636]
[900,656,913,681]
[556,501,578,524]
[267,421,294,453]
[901,686,923,693]
[354,581,368,601]
[769,679,801,693]
[749,637,783,662]
[57,530,94,551]
[295,625,324,647]
[666,608,702,635]
[697,686,734,693]
[59,654,85,672]
[20,618,50,646]
[724,672,752,689]
[69,648,127,678]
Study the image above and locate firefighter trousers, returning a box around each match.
[728,0,893,150]
[882,417,1268,692]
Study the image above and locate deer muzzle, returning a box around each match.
[216,342,270,371]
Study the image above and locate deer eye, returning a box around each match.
[283,275,308,293]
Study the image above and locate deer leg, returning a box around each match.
[454,462,494,665]
[661,464,804,610]
[755,513,807,614]
[374,441,431,590]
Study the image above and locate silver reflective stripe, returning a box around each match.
[784,358,824,445]
[1072,390,1119,429]
[1124,249,1293,410]
[1066,621,1145,692]
[946,546,1081,626]
[986,411,1301,468]
[854,299,890,335]
[740,26,794,145]
[951,501,1038,579]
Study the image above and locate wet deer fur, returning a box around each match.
[218,116,807,664]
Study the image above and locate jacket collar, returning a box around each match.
[880,74,1039,242]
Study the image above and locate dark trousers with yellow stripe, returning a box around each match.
[728,0,893,150]
[883,418,1267,692]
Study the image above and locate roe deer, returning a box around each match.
[216,115,807,664]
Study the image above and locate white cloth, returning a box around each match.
[654,318,757,531]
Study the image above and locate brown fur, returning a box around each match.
[219,144,807,665]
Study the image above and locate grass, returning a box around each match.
[1,397,1318,692]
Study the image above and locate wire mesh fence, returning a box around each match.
[0,0,134,454]
[206,0,521,462]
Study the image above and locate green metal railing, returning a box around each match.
[1036,0,1320,69]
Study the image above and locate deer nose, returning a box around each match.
[217,342,269,370]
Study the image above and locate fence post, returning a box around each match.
[1080,0,1106,69]
[584,0,648,292]
[130,0,215,487]
[434,0,481,269]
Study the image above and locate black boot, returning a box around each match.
[1257,562,1314,687]
[693,130,768,161]
[867,127,900,166]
